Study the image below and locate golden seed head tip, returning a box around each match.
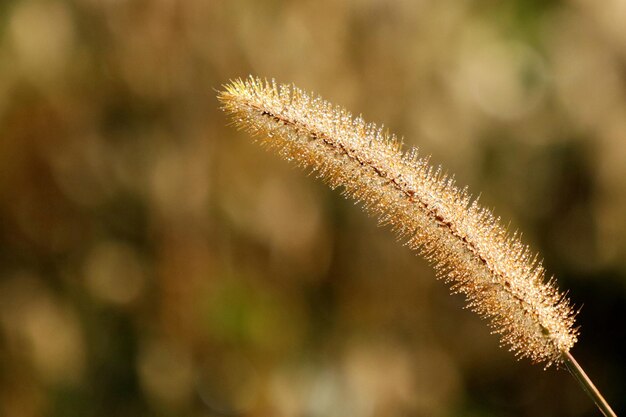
[218,76,578,367]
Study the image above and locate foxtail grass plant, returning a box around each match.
[218,76,617,416]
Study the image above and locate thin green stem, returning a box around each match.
[562,351,617,417]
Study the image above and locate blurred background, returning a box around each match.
[0,0,625,416]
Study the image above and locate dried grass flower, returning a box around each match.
[218,76,615,416]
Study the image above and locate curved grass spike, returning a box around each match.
[218,76,616,416]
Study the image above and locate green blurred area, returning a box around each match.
[0,1,625,416]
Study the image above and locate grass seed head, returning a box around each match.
[218,76,579,367]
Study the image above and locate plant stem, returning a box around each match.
[562,351,617,417]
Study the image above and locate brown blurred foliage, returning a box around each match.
[0,1,625,416]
